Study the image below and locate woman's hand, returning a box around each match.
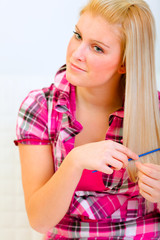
[70,140,138,175]
[136,162,160,203]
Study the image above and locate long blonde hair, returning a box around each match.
[81,0,160,182]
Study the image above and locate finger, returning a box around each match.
[138,179,155,195]
[136,162,160,180]
[105,155,123,170]
[139,188,156,203]
[138,171,160,190]
[111,151,128,168]
[101,165,113,175]
[138,178,160,202]
[142,163,160,171]
[113,142,139,161]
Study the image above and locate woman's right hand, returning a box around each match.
[18,140,138,233]
[69,140,139,174]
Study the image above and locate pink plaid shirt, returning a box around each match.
[15,66,160,239]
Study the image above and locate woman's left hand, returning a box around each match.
[135,162,160,203]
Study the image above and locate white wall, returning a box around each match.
[0,1,160,239]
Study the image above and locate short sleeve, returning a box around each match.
[14,89,51,146]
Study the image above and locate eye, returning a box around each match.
[73,31,82,40]
[93,46,104,53]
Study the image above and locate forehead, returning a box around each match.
[77,12,122,43]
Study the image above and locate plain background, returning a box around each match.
[0,0,160,239]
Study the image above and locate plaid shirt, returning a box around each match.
[15,66,160,239]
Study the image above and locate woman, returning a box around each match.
[15,0,160,239]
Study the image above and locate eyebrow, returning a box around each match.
[75,25,110,49]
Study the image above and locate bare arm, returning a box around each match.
[19,144,83,234]
[19,140,138,234]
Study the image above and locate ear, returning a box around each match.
[118,64,126,74]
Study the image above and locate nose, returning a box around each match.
[72,43,86,62]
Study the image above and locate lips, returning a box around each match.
[70,62,86,72]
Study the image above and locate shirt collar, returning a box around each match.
[54,70,70,95]
[110,107,124,119]
[54,67,124,119]
[54,69,76,120]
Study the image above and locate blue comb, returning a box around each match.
[92,148,160,173]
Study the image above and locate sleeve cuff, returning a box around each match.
[14,138,51,146]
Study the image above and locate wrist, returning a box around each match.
[65,147,83,174]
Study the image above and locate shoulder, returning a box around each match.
[15,65,70,145]
[18,85,54,118]
[18,64,69,128]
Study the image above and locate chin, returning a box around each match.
[66,70,78,86]
[66,71,87,87]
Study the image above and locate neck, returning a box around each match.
[76,82,124,113]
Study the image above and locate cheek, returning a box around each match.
[88,58,115,73]
[89,50,121,70]
[87,55,122,81]
[100,55,122,72]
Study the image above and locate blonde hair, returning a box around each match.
[81,0,160,182]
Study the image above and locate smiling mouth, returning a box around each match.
[70,63,86,72]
